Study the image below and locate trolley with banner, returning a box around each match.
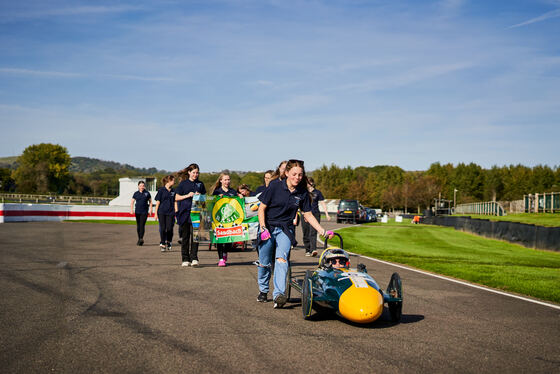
[204,195,260,250]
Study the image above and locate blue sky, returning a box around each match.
[1,0,559,172]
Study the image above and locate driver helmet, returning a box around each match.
[324,248,350,268]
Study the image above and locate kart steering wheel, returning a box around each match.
[323,232,343,249]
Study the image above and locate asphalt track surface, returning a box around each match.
[1,221,559,373]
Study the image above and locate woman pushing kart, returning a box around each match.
[256,159,334,308]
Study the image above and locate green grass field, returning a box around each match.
[334,222,560,304]
[455,213,560,227]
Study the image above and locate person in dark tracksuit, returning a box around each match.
[175,163,206,267]
[155,175,176,252]
[301,177,331,257]
[210,172,238,267]
[176,172,186,245]
[131,181,152,246]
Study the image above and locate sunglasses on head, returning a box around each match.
[288,159,304,165]
[329,258,346,265]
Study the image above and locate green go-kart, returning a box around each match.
[287,233,403,324]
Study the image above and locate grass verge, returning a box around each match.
[334,222,560,304]
[454,213,560,227]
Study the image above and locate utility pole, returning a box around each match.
[454,188,458,212]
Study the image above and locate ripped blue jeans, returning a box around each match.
[257,226,292,299]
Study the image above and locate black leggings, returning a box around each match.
[135,213,148,239]
[158,213,174,244]
[217,243,232,260]
[302,211,321,253]
[180,221,198,262]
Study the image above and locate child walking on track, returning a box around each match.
[301,177,330,257]
[254,170,274,195]
[175,164,206,267]
[131,181,152,246]
[256,159,334,307]
[155,175,176,252]
[211,172,238,267]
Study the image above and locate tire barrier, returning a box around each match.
[421,216,560,252]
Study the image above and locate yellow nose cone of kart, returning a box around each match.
[338,286,384,323]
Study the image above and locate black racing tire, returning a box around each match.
[302,270,313,320]
[387,272,403,323]
[285,266,292,301]
[357,263,367,273]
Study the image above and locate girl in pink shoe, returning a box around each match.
[211,172,238,267]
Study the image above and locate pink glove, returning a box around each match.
[323,230,334,239]
[260,229,271,241]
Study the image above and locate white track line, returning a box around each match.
[317,236,560,311]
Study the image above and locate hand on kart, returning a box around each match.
[260,228,271,241]
[323,230,334,239]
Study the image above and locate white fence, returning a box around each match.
[0,203,154,223]
[0,193,113,205]
[454,201,506,216]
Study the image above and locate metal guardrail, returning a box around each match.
[524,192,560,213]
[0,193,114,205]
[455,201,506,216]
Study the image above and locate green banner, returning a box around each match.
[207,196,259,243]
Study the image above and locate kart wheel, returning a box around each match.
[285,266,292,301]
[387,272,403,323]
[357,263,367,273]
[302,270,313,320]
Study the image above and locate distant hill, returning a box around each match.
[0,155,168,175]
[0,156,18,169]
[70,157,168,174]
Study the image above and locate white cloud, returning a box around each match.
[0,67,173,82]
[0,68,83,78]
[439,0,466,11]
[99,73,174,82]
[40,5,143,16]
[333,62,473,93]
[509,8,560,28]
[0,4,144,22]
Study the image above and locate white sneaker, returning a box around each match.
[160,244,166,252]
[191,260,200,267]
[181,261,191,267]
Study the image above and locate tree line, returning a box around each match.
[313,163,560,212]
[1,144,558,213]
[0,143,266,197]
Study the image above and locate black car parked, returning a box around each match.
[337,199,362,224]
